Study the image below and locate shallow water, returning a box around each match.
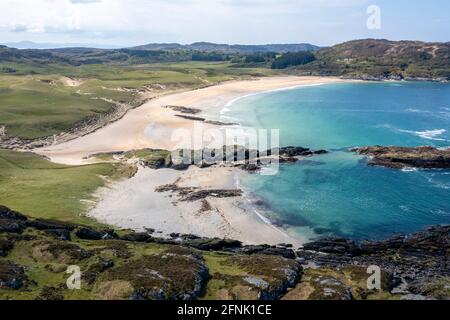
[224,82,450,241]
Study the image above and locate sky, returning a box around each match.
[0,0,449,47]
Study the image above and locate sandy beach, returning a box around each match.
[38,76,342,165]
[39,76,343,247]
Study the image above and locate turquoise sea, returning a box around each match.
[222,82,450,241]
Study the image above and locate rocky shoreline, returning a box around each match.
[1,205,448,300]
[353,146,450,169]
[89,146,329,172]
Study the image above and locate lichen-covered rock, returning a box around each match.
[407,276,450,300]
[104,246,209,300]
[313,276,353,300]
[208,254,301,300]
[0,260,27,290]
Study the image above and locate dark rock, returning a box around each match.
[353,146,450,169]
[75,227,105,240]
[236,245,296,259]
[44,229,71,241]
[0,206,27,221]
[313,150,329,155]
[0,238,14,256]
[0,219,26,234]
[240,162,260,172]
[278,146,313,157]
[0,260,27,290]
[120,232,153,242]
[181,189,243,202]
[185,238,242,251]
[27,219,76,231]
[174,114,206,122]
[164,105,201,115]
[302,238,361,256]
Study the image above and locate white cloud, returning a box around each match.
[0,0,397,46]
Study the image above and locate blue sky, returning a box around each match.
[0,0,449,47]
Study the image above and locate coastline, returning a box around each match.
[37,76,343,165]
[38,76,344,246]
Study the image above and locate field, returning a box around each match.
[0,149,135,226]
[0,61,277,140]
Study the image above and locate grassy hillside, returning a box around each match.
[0,61,276,140]
[0,149,135,225]
[294,39,450,80]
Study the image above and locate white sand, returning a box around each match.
[38,76,342,165]
[39,76,344,247]
[89,166,304,246]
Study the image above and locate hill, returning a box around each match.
[132,42,321,53]
[294,39,450,80]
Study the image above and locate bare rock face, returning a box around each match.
[353,146,450,169]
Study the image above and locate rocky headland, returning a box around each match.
[353,146,450,169]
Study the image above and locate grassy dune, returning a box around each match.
[0,149,135,225]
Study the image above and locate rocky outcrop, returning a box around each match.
[207,254,302,300]
[155,180,242,202]
[0,261,27,290]
[103,247,209,300]
[92,146,329,172]
[164,105,201,115]
[353,146,450,169]
[0,206,28,221]
[297,226,450,300]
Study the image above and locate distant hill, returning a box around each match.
[295,39,450,80]
[3,41,120,50]
[132,42,322,53]
[1,39,449,80]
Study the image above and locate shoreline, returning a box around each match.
[88,165,305,247]
[38,76,344,246]
[37,76,344,165]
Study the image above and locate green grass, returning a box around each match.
[0,61,277,140]
[0,149,135,226]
